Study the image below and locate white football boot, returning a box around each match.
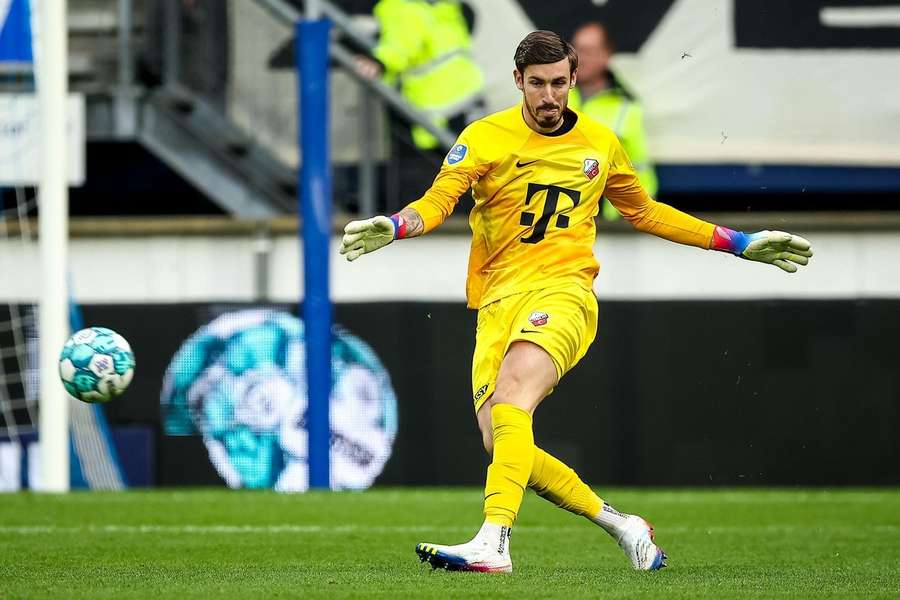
[415,522,512,573]
[616,515,667,570]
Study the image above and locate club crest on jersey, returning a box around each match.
[446,144,468,165]
[583,158,600,180]
[528,311,549,327]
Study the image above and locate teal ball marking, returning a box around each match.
[69,344,95,368]
[73,371,99,394]
[91,334,117,354]
[113,350,136,375]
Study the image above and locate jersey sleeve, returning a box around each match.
[405,126,491,233]
[603,137,714,248]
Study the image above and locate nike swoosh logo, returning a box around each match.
[520,328,542,334]
[484,492,501,500]
[516,159,539,168]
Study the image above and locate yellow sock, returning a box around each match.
[483,404,534,528]
[528,446,602,518]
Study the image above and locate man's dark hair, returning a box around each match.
[514,30,578,75]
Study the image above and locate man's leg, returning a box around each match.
[529,446,602,519]
[529,447,631,535]
[415,341,556,572]
[482,341,557,527]
[477,408,623,534]
[476,402,667,570]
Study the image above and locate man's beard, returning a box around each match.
[529,101,564,129]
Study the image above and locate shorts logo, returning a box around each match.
[583,158,600,180]
[474,384,489,401]
[447,144,468,165]
[528,311,549,327]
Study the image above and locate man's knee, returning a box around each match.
[492,371,549,413]
[492,374,525,406]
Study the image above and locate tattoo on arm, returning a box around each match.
[398,207,425,238]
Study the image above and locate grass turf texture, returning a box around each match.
[1,488,898,599]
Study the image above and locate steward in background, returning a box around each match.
[356,0,485,150]
[570,22,657,220]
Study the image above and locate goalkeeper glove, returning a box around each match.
[339,214,407,261]
[712,226,813,273]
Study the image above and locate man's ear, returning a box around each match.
[570,69,577,88]
[514,69,524,91]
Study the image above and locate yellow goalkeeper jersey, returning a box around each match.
[407,104,715,309]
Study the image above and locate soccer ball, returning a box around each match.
[58,327,135,403]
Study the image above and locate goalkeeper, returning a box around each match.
[340,30,813,573]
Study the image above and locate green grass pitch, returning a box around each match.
[2,488,898,599]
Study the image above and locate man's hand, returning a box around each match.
[741,230,813,273]
[339,216,396,261]
[354,55,383,80]
[712,226,813,272]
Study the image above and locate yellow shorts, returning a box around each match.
[471,284,599,413]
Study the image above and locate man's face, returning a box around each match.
[572,26,610,84]
[515,58,574,131]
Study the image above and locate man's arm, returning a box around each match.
[338,206,427,262]
[340,128,488,261]
[603,139,812,272]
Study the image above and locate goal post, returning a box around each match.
[296,8,332,489]
[35,0,70,492]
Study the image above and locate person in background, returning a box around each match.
[570,22,657,221]
[355,0,485,150]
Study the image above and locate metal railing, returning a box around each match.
[250,0,459,214]
[94,0,458,216]
[146,0,456,214]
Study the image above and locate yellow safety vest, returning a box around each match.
[373,0,484,148]
[569,83,658,198]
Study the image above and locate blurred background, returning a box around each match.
[0,0,898,492]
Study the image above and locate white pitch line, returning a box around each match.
[0,524,472,535]
[1,524,898,535]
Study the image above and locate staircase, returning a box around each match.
[68,0,294,217]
